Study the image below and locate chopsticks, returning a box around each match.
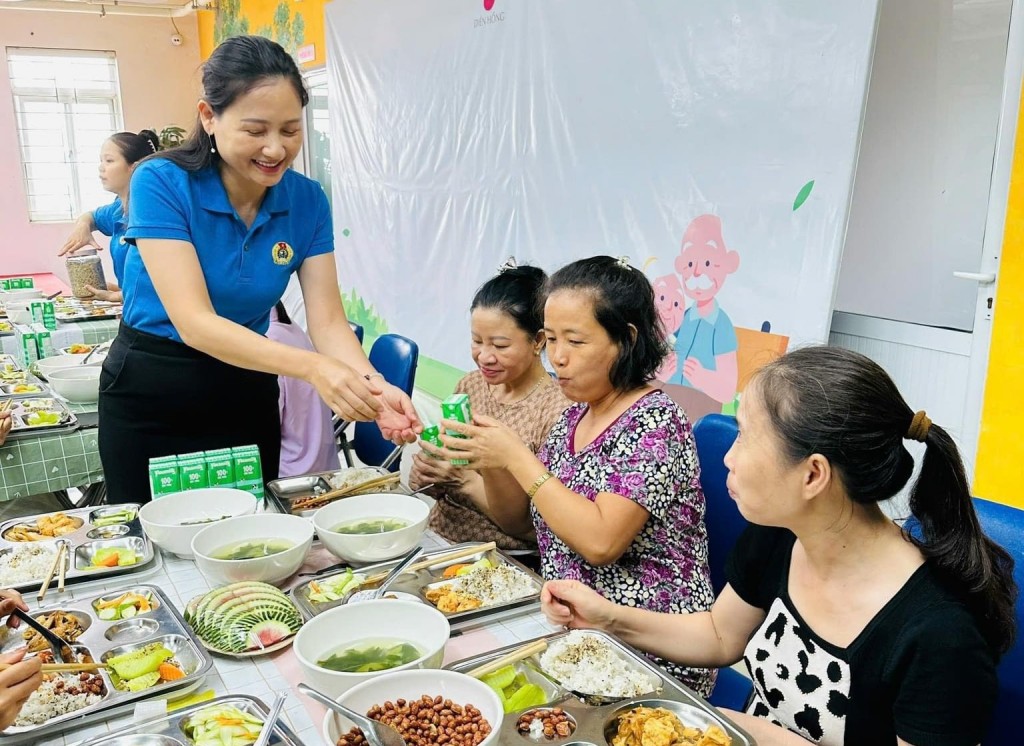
[37,541,68,602]
[0,399,12,414]
[292,473,403,511]
[466,639,548,679]
[57,540,68,593]
[0,662,107,673]
[363,542,498,585]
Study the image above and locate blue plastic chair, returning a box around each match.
[349,322,364,344]
[905,498,1023,743]
[336,333,419,472]
[692,413,754,709]
[692,414,746,595]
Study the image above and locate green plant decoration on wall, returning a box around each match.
[214,0,305,57]
[341,289,389,342]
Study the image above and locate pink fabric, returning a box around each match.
[266,316,341,477]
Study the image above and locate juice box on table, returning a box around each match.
[177,451,210,491]
[204,448,236,488]
[232,445,264,500]
[30,300,56,331]
[149,456,181,498]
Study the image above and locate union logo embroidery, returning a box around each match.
[272,241,294,265]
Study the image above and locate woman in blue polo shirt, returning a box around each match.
[99,35,420,504]
[58,129,161,301]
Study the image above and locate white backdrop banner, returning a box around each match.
[325,0,880,408]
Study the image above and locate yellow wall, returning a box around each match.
[975,81,1024,506]
[197,0,328,68]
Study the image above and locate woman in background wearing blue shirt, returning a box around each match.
[99,36,420,503]
[58,129,161,302]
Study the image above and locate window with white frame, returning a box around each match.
[6,48,124,222]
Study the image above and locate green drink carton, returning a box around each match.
[30,300,56,331]
[149,456,181,498]
[23,278,34,288]
[0,279,9,290]
[420,424,443,457]
[204,448,236,488]
[10,278,24,289]
[178,456,209,491]
[441,393,472,466]
[15,326,39,368]
[231,446,264,500]
[30,324,53,358]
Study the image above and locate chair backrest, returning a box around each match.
[903,498,1022,744]
[349,322,365,345]
[692,413,746,595]
[973,498,1024,744]
[352,333,419,470]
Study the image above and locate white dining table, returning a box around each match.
[29,514,560,746]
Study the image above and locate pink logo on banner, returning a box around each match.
[484,0,495,10]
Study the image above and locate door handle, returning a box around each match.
[952,271,996,284]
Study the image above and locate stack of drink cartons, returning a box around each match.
[148,445,265,500]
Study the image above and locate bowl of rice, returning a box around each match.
[0,544,59,588]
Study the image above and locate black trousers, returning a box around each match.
[98,323,281,504]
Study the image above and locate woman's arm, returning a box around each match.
[717,712,816,745]
[440,415,649,565]
[542,579,765,668]
[478,468,534,537]
[58,212,101,255]
[135,238,381,422]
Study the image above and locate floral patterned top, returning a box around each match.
[533,389,715,696]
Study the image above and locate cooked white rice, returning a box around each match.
[13,675,103,726]
[539,630,657,697]
[328,468,390,491]
[443,564,535,605]
[0,544,57,586]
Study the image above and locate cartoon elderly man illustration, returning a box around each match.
[669,214,739,403]
[653,273,686,382]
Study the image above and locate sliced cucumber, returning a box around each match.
[97,607,118,621]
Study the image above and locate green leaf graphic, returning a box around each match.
[793,180,815,211]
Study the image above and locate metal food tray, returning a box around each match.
[3,396,79,440]
[445,629,755,746]
[0,504,157,592]
[267,466,403,517]
[75,693,309,746]
[56,309,123,322]
[0,380,50,398]
[292,543,543,631]
[0,584,214,744]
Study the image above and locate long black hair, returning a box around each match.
[753,345,1017,656]
[108,130,160,165]
[544,256,669,390]
[471,264,547,337]
[158,36,308,172]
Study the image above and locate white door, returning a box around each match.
[830,0,1021,481]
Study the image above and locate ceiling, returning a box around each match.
[0,0,211,18]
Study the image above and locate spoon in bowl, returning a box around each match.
[298,682,406,746]
[346,546,423,603]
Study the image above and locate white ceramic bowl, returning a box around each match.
[191,513,314,586]
[7,308,32,325]
[46,365,101,402]
[323,669,503,746]
[1,290,43,302]
[36,355,86,379]
[138,488,258,559]
[313,493,430,564]
[296,600,450,699]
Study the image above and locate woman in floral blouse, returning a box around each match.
[439,256,714,696]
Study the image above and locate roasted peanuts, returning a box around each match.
[336,694,493,746]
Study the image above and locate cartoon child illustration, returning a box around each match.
[669,214,740,403]
[652,273,686,382]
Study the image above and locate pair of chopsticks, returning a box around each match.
[362,541,497,585]
[0,661,107,673]
[466,639,548,679]
[292,473,402,511]
[37,541,69,601]
[0,399,12,415]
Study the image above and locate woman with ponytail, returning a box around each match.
[58,129,161,301]
[541,345,1016,746]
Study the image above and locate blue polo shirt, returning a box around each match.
[669,300,738,387]
[92,198,128,285]
[121,159,333,342]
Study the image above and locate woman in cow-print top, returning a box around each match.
[439,257,714,697]
[541,346,1016,745]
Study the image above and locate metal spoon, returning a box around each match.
[298,682,407,746]
[347,546,423,603]
[252,692,287,746]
